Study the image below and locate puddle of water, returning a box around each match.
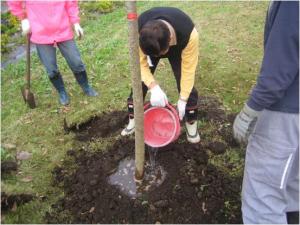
[108,156,167,199]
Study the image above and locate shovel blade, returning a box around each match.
[21,86,27,103]
[27,92,36,109]
[21,87,36,109]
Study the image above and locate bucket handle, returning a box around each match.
[144,102,179,117]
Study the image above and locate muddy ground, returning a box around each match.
[44,96,243,223]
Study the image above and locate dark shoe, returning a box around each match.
[287,211,299,224]
[49,72,70,106]
[58,90,70,106]
[83,86,98,97]
[74,70,98,97]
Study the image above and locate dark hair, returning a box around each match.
[139,20,170,56]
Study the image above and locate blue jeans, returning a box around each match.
[36,39,85,78]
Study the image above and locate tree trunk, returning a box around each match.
[125,1,145,180]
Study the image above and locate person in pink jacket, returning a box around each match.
[7,0,98,105]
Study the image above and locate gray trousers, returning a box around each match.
[36,39,85,78]
[242,110,299,224]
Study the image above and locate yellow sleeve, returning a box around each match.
[139,47,155,87]
[180,28,199,100]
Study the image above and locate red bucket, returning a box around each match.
[144,103,181,147]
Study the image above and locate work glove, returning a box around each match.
[233,103,261,144]
[177,98,187,120]
[74,23,84,38]
[21,19,30,36]
[150,84,168,107]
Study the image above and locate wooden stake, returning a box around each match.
[125,1,145,180]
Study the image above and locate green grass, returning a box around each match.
[1,1,268,223]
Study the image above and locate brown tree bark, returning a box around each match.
[125,1,145,180]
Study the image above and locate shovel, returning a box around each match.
[21,34,36,109]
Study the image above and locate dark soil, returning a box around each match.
[1,161,18,174]
[46,139,242,224]
[46,96,243,223]
[207,141,227,155]
[65,110,128,141]
[198,96,228,123]
[66,96,239,147]
[1,192,34,212]
[198,96,239,148]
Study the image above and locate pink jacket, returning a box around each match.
[7,0,80,44]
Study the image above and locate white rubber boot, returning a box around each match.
[185,121,200,143]
[121,118,135,136]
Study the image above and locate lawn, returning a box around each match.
[1,1,268,223]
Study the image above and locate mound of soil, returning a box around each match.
[198,96,239,148]
[65,111,128,142]
[198,96,228,123]
[66,96,239,148]
[207,141,227,155]
[1,161,18,174]
[46,138,242,224]
[1,192,34,212]
[46,96,242,223]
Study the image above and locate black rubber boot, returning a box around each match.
[49,72,70,105]
[287,211,299,224]
[74,71,98,96]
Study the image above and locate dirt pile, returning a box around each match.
[46,138,242,223]
[1,192,34,212]
[46,96,243,223]
[1,161,18,174]
[65,110,128,141]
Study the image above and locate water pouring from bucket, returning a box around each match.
[107,103,179,198]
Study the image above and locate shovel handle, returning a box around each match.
[26,34,31,89]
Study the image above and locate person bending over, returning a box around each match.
[122,7,200,144]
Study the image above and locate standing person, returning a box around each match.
[121,7,200,144]
[233,1,299,224]
[7,0,98,106]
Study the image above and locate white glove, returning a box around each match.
[177,98,187,120]
[150,85,168,107]
[233,103,261,144]
[21,19,30,36]
[74,23,84,38]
